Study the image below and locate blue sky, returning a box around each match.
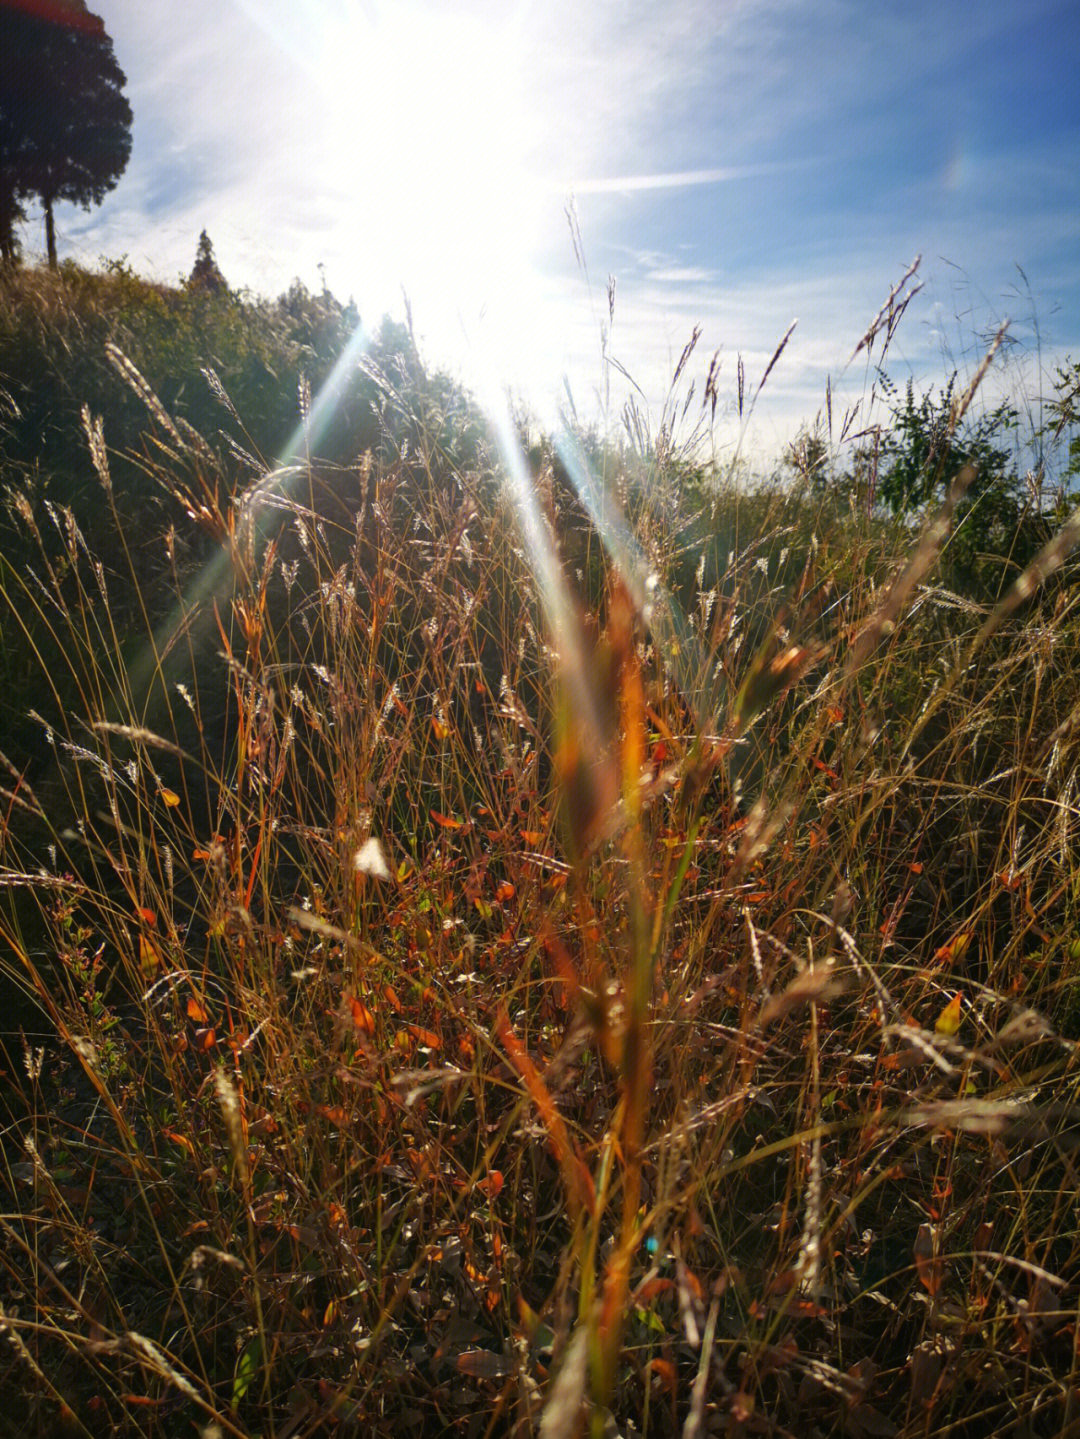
[21,0,1080,465]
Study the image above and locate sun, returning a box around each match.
[232,0,606,422]
[303,2,564,384]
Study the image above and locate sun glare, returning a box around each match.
[306,3,566,396]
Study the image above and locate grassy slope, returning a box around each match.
[2,263,1080,1438]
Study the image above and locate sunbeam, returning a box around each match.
[124,317,375,725]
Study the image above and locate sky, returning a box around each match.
[18,0,1080,467]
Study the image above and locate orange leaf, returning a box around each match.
[195,1027,217,1051]
[408,1025,441,1049]
[648,1358,677,1395]
[494,881,515,903]
[186,996,209,1024]
[160,788,181,808]
[163,1128,195,1156]
[431,809,463,830]
[934,932,972,966]
[811,756,840,783]
[476,1169,503,1199]
[348,997,376,1035]
[382,984,403,1013]
[137,906,157,927]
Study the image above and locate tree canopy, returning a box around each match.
[0,0,132,267]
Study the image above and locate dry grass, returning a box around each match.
[2,273,1080,1439]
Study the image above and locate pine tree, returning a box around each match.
[188,230,227,293]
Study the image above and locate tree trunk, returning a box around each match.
[44,198,57,269]
[0,184,19,268]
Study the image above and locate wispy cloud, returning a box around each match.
[644,267,717,284]
[567,164,799,196]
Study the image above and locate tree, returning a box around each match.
[877,374,1044,599]
[0,184,25,268]
[0,0,132,268]
[0,1,40,264]
[1047,358,1080,495]
[188,230,228,293]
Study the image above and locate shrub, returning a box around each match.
[876,372,1048,599]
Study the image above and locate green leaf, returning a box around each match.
[232,1336,262,1410]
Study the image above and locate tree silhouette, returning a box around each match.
[0,0,132,268]
[0,184,26,269]
[188,229,227,293]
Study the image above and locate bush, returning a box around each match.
[876,372,1048,599]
